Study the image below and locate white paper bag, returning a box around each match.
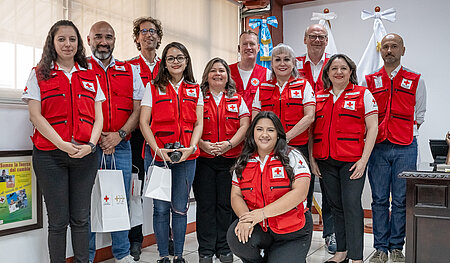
[91,154,131,232]
[144,151,172,202]
[129,171,143,227]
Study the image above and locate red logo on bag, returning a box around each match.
[103,195,110,204]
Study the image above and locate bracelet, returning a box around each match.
[227,139,233,149]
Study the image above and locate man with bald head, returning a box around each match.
[87,21,145,263]
[364,33,426,263]
[296,23,336,255]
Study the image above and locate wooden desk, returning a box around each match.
[399,171,450,263]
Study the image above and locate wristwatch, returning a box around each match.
[88,142,96,153]
[118,129,127,139]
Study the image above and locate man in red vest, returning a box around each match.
[364,33,427,263]
[229,30,271,110]
[297,24,336,254]
[87,21,145,263]
[127,16,163,261]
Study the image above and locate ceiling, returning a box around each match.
[235,0,315,9]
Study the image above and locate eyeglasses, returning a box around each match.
[140,28,157,35]
[308,34,327,41]
[166,55,186,64]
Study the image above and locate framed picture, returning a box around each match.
[0,150,43,236]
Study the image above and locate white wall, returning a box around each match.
[284,0,450,208]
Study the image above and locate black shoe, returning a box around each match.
[157,257,171,263]
[199,254,213,263]
[173,256,187,263]
[324,258,349,263]
[219,252,233,263]
[169,239,175,256]
[130,242,142,261]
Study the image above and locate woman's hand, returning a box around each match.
[239,209,265,227]
[211,141,231,156]
[172,147,195,163]
[156,148,173,163]
[199,140,216,156]
[310,157,321,178]
[349,158,368,179]
[69,144,92,159]
[57,141,80,156]
[234,221,254,244]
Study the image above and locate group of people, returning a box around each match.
[22,15,426,263]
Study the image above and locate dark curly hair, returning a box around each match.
[231,111,295,185]
[200,57,236,97]
[153,42,195,93]
[36,20,87,80]
[132,16,163,51]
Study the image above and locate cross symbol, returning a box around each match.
[403,80,410,85]
[188,89,194,94]
[298,160,303,165]
[274,168,281,175]
[293,91,299,96]
[230,105,236,110]
[346,102,353,107]
[24,87,28,92]
[372,98,377,105]
[0,197,4,203]
[85,83,92,88]
[104,195,109,202]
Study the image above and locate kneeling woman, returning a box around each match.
[227,111,312,263]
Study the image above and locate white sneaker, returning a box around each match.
[115,254,136,263]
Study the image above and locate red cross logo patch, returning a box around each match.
[271,167,285,179]
[343,100,356,111]
[401,78,412,89]
[290,89,302,99]
[0,196,5,204]
[23,86,28,94]
[82,81,95,92]
[186,88,197,97]
[250,78,260,86]
[103,195,111,205]
[227,104,238,112]
[374,76,383,88]
[115,65,126,71]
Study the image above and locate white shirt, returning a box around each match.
[361,64,427,135]
[141,78,204,107]
[328,86,378,116]
[140,53,160,73]
[251,80,316,111]
[305,52,326,82]
[90,55,145,100]
[22,64,105,103]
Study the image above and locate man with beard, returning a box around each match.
[87,21,145,263]
[364,33,426,263]
[297,24,336,255]
[127,16,164,261]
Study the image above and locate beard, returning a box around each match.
[92,45,113,60]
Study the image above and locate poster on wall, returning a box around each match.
[0,151,42,236]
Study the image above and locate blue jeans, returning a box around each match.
[368,138,417,253]
[89,140,132,261]
[144,145,196,257]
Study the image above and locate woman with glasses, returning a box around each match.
[21,20,104,262]
[140,42,203,263]
[227,111,313,263]
[310,54,378,263]
[193,58,250,263]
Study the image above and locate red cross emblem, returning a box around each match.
[403,80,410,85]
[294,91,299,96]
[187,88,197,97]
[251,78,260,86]
[343,100,356,111]
[104,195,109,202]
[401,78,412,89]
[291,89,302,98]
[274,168,281,175]
[372,98,377,106]
[227,104,238,112]
[82,81,95,92]
[272,167,284,178]
[230,105,236,110]
[24,87,28,92]
[346,102,353,107]
[0,196,4,203]
[298,159,303,165]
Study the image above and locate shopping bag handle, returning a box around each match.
[100,153,117,170]
[152,148,169,168]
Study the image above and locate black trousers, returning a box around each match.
[227,211,313,263]
[296,144,335,238]
[192,156,235,257]
[33,147,98,263]
[128,128,145,244]
[318,158,365,260]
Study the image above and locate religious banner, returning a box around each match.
[356,8,396,84]
[311,10,338,55]
[0,151,42,236]
[249,16,278,69]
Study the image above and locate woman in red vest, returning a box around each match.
[310,54,378,263]
[140,42,203,263]
[192,57,250,263]
[21,20,104,262]
[226,111,312,263]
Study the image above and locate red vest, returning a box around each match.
[296,53,330,93]
[88,57,133,139]
[238,153,306,234]
[150,81,200,161]
[127,55,160,87]
[365,67,420,145]
[33,65,98,150]
[201,91,245,158]
[313,84,366,162]
[259,77,310,146]
[230,62,268,110]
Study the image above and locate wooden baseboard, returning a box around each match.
[66,222,197,263]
